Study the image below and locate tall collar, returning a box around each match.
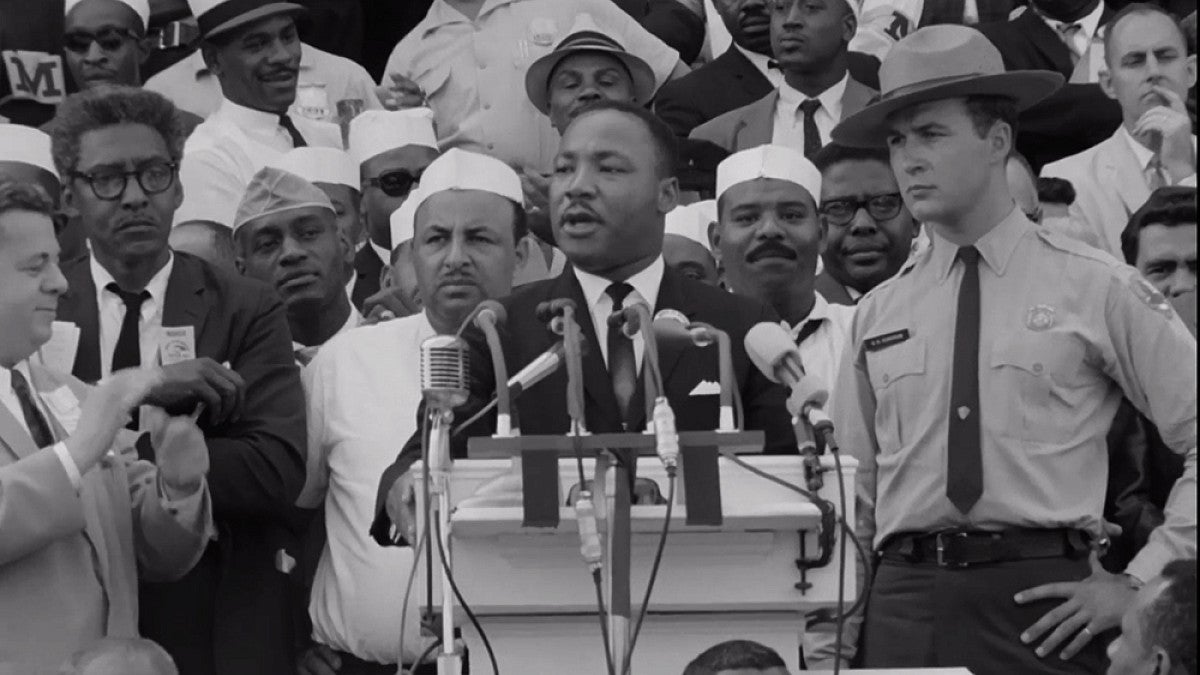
[90,252,174,300]
[213,97,287,133]
[1036,0,1106,40]
[778,72,849,120]
[574,256,666,313]
[930,206,1033,284]
[784,292,834,338]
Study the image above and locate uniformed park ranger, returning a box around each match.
[829,25,1197,674]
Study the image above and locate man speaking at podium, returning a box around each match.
[376,99,795,543]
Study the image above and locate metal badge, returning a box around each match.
[1130,274,1174,317]
[529,17,558,46]
[1025,305,1056,331]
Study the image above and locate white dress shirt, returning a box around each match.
[786,293,855,416]
[299,312,436,663]
[0,361,82,487]
[772,74,847,153]
[292,307,363,366]
[734,43,783,89]
[90,254,174,376]
[175,97,342,227]
[573,256,665,370]
[1119,124,1199,187]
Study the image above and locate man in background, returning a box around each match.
[682,639,791,675]
[1106,558,1197,675]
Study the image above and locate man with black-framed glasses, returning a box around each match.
[49,84,307,675]
[812,141,920,305]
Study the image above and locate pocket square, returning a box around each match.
[688,380,721,396]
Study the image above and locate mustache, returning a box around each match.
[746,240,798,263]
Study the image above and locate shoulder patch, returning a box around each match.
[1127,271,1174,317]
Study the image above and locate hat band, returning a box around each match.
[880,71,1002,103]
[556,30,625,52]
[198,0,287,37]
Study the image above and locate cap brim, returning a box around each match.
[202,3,306,40]
[525,47,658,115]
[831,70,1065,148]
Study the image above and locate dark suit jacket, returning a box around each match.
[56,252,307,675]
[655,46,882,138]
[976,8,1122,172]
[371,267,796,541]
[351,244,385,311]
[612,0,706,64]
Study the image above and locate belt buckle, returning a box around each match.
[935,531,972,568]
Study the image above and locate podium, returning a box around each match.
[410,428,858,674]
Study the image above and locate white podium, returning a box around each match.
[412,450,858,674]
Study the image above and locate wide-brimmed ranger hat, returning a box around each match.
[189,0,306,41]
[525,14,657,115]
[832,25,1064,148]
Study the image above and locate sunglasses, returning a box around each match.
[819,193,904,226]
[63,28,139,54]
[364,169,422,198]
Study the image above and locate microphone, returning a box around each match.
[471,300,513,437]
[473,299,507,330]
[653,310,737,432]
[744,322,833,434]
[420,334,469,413]
[536,298,577,335]
[508,340,574,399]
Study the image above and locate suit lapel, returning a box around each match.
[0,400,38,460]
[61,258,102,383]
[725,47,771,101]
[736,90,779,150]
[555,270,623,431]
[161,254,210,340]
[1102,132,1151,237]
[841,79,877,120]
[1017,9,1074,75]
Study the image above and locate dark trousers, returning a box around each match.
[860,556,1108,674]
[330,649,437,675]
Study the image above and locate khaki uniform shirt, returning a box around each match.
[831,207,1197,583]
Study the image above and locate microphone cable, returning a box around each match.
[592,569,617,675]
[618,469,677,675]
[398,524,429,675]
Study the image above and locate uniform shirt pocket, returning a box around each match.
[989,332,1094,448]
[865,335,926,453]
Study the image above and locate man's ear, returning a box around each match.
[1098,68,1116,101]
[657,176,680,216]
[136,35,152,66]
[707,219,721,263]
[514,234,531,267]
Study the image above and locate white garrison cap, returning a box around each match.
[0,124,57,177]
[65,0,151,30]
[267,147,359,190]
[716,145,821,203]
[664,200,717,251]
[389,148,523,249]
[348,108,437,166]
[233,166,334,235]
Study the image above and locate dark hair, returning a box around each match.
[812,142,891,173]
[1142,559,1197,675]
[964,95,1020,141]
[1104,3,1189,65]
[48,85,185,175]
[1121,186,1197,264]
[682,640,787,675]
[569,99,679,179]
[1036,176,1076,206]
[0,180,55,220]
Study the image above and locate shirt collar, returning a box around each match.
[1039,1,1106,40]
[291,306,363,353]
[784,292,834,338]
[214,97,287,132]
[574,256,666,315]
[1118,124,1199,171]
[90,252,174,303]
[734,43,776,82]
[427,0,518,30]
[777,73,849,120]
[930,206,1032,283]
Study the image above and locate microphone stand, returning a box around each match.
[427,406,462,675]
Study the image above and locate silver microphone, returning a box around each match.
[420,334,469,412]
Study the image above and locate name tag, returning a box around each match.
[864,329,910,352]
[159,326,196,365]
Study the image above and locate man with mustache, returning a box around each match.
[173,0,342,231]
[49,85,306,675]
[1042,4,1197,258]
[812,142,919,305]
[298,149,527,675]
[692,0,876,157]
[829,24,1196,672]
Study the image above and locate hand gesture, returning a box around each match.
[144,406,208,499]
[381,72,428,110]
[64,367,166,473]
[143,358,245,426]
[385,470,418,545]
[1134,85,1196,181]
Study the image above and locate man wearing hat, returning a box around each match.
[173,0,343,230]
[0,124,85,261]
[300,148,529,675]
[710,144,855,407]
[232,166,358,365]
[268,146,364,252]
[828,24,1196,672]
[691,0,877,157]
[347,108,438,310]
[49,85,306,675]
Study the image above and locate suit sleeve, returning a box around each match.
[654,78,705,138]
[739,302,798,455]
[204,288,307,521]
[127,458,214,583]
[0,446,87,565]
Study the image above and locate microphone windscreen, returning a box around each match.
[743,322,796,384]
[420,334,470,408]
[476,299,507,326]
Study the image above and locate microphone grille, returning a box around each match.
[420,335,470,408]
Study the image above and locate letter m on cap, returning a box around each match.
[2,51,65,104]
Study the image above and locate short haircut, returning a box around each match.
[49,85,185,176]
[812,142,891,174]
[569,99,679,179]
[682,639,787,675]
[964,95,1020,142]
[1120,186,1197,264]
[1103,3,1189,64]
[0,180,55,221]
[1036,176,1076,206]
[1142,558,1197,675]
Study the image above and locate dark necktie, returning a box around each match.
[11,368,54,448]
[108,283,150,372]
[947,246,983,513]
[279,113,308,148]
[793,318,823,347]
[798,99,822,159]
[606,282,637,429]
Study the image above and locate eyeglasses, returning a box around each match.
[819,193,904,226]
[69,162,178,201]
[63,28,139,54]
[364,169,422,198]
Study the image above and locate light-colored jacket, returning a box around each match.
[0,363,213,672]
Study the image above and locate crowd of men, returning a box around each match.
[0,0,1196,673]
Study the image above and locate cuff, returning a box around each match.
[53,442,83,492]
[1126,544,1171,585]
[157,474,206,518]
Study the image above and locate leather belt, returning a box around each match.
[878,529,1091,568]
